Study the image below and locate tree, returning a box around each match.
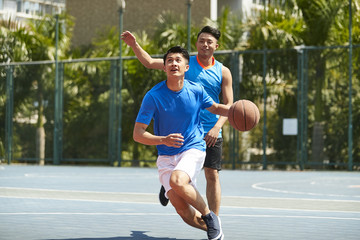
[0,14,73,164]
[26,14,72,165]
[244,0,359,168]
[296,0,345,164]
[243,3,304,167]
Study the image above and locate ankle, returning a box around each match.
[202,210,211,217]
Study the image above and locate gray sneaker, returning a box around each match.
[201,211,224,240]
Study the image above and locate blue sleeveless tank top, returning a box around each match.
[185,55,223,137]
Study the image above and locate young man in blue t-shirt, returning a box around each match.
[122,26,233,216]
[133,46,228,240]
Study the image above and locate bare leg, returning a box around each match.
[169,170,210,215]
[167,189,207,231]
[204,167,221,215]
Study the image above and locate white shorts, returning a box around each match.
[156,149,206,198]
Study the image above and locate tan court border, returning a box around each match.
[1,187,360,212]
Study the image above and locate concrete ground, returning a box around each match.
[0,165,359,240]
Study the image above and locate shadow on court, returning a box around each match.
[46,231,203,240]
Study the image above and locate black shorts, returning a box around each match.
[203,138,223,171]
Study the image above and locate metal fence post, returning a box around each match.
[5,66,14,165]
[303,49,309,166]
[187,0,193,53]
[296,47,304,170]
[348,0,353,171]
[296,46,308,170]
[262,48,267,170]
[53,14,60,165]
[230,52,241,169]
[109,61,117,166]
[117,5,124,167]
[261,0,268,171]
[59,62,64,162]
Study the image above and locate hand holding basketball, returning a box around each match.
[228,100,260,131]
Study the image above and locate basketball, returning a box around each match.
[228,100,260,131]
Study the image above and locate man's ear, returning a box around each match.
[185,64,190,72]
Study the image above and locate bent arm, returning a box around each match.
[206,102,230,118]
[121,31,163,70]
[133,122,184,147]
[213,66,234,128]
[204,66,234,146]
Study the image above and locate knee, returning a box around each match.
[205,168,219,182]
[169,171,187,190]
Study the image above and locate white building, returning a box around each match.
[0,0,65,21]
[214,0,265,21]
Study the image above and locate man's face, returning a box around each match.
[163,53,189,77]
[196,33,219,57]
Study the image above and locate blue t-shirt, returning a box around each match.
[185,55,223,137]
[136,80,214,156]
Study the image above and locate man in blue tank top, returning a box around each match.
[134,46,228,240]
[122,26,233,217]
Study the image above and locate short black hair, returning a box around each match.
[197,26,221,41]
[163,46,190,65]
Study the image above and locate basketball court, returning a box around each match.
[1,165,359,240]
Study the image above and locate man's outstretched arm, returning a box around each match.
[121,31,163,70]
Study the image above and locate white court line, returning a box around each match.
[0,212,176,216]
[0,186,156,196]
[1,195,360,215]
[221,206,360,214]
[1,187,360,205]
[2,187,360,203]
[223,195,360,203]
[0,212,359,221]
[1,187,360,214]
[0,195,159,205]
[252,181,360,198]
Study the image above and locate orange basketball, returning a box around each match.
[228,100,260,131]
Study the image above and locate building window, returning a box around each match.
[33,2,39,15]
[17,0,22,12]
[253,0,266,5]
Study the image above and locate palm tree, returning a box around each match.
[26,14,72,165]
[296,0,345,164]
[0,14,72,165]
[243,3,304,166]
[245,0,357,167]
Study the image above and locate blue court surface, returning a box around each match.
[0,165,359,240]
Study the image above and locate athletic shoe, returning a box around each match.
[159,185,169,206]
[201,211,224,240]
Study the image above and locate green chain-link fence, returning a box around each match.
[1,46,359,170]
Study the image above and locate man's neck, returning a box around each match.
[197,55,215,68]
[166,76,184,92]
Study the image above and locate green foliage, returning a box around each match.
[0,13,73,161]
[246,6,303,49]
[1,2,359,168]
[297,0,345,46]
[203,6,244,50]
[244,0,360,168]
[152,11,190,50]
